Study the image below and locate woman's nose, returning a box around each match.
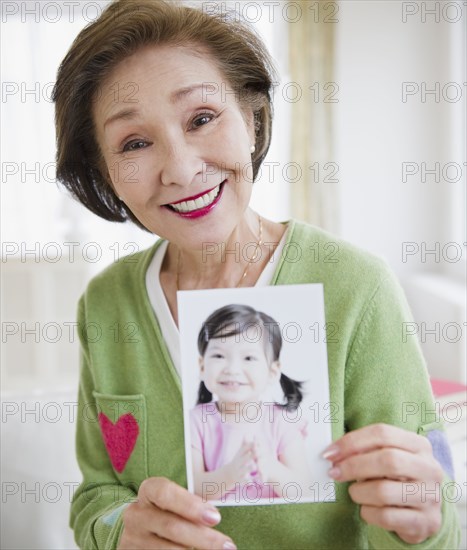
[159,139,202,188]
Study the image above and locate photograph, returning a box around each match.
[178,285,335,506]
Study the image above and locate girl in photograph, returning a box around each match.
[190,304,311,503]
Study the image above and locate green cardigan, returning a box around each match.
[70,220,460,549]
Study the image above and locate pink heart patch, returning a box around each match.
[98,412,139,473]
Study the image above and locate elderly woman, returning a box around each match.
[53,0,460,549]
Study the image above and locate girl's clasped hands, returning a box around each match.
[223,436,273,487]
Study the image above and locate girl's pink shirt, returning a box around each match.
[190,402,307,502]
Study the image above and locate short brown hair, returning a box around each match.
[52,0,279,227]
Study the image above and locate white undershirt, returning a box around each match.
[145,227,289,377]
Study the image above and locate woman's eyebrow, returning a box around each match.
[104,108,139,129]
[103,83,217,129]
[170,83,217,104]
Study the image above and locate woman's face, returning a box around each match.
[93,44,256,247]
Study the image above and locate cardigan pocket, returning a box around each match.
[93,391,148,488]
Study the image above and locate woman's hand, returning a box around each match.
[323,423,444,545]
[118,477,236,550]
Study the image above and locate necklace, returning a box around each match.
[176,215,263,291]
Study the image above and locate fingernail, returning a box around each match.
[322,444,339,460]
[202,507,221,525]
[328,466,341,480]
[223,541,237,550]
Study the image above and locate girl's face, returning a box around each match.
[93,43,256,249]
[200,333,279,407]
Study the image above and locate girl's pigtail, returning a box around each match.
[197,381,213,404]
[279,373,303,410]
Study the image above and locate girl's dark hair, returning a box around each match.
[197,304,303,410]
[52,0,278,230]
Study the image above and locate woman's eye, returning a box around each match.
[122,139,148,153]
[192,112,214,129]
[211,353,224,359]
[244,356,257,362]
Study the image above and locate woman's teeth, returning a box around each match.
[170,184,221,213]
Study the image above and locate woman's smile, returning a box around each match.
[164,179,226,218]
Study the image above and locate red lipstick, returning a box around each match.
[165,180,226,219]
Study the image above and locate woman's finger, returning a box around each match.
[329,447,443,483]
[322,423,432,462]
[140,478,221,526]
[348,479,442,509]
[148,508,234,550]
[360,504,442,544]
[119,528,186,550]
[124,502,236,550]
